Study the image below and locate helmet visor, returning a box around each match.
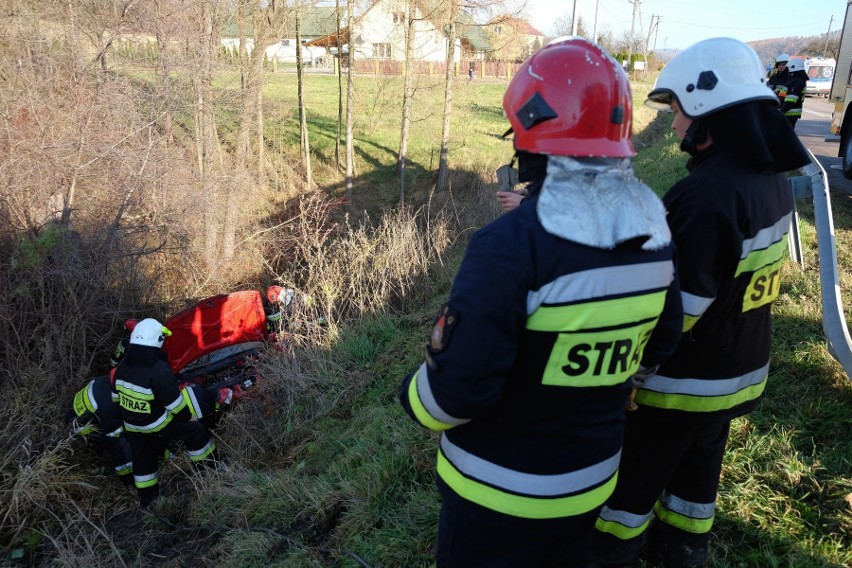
[645,88,675,112]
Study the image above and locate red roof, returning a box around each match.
[489,15,544,37]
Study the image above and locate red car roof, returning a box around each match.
[162,290,268,374]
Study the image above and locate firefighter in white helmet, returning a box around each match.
[111,318,218,507]
[399,37,683,567]
[766,52,791,103]
[780,57,809,128]
[593,37,810,568]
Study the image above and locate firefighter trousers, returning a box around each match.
[437,493,598,567]
[127,420,216,506]
[593,408,731,568]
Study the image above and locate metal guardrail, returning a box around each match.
[789,150,852,379]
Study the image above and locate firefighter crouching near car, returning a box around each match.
[70,374,134,486]
[780,57,808,129]
[112,318,218,507]
[593,38,811,568]
[398,37,683,567]
[766,52,791,105]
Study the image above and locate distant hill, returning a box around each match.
[749,30,841,68]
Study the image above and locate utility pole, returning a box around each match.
[593,0,599,43]
[627,0,640,73]
[823,15,834,57]
[653,15,661,52]
[571,0,579,36]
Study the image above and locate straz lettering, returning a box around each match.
[542,327,654,387]
[743,261,783,312]
[119,394,151,414]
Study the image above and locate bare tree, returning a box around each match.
[194,1,221,268]
[345,0,355,208]
[296,0,313,190]
[396,0,416,204]
[436,0,460,193]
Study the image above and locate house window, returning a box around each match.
[493,25,502,33]
[281,40,290,46]
[373,43,392,59]
[392,12,405,24]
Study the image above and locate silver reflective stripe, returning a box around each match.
[86,381,99,412]
[416,363,471,427]
[643,364,768,396]
[187,439,215,458]
[741,213,792,259]
[599,505,654,529]
[660,490,715,519]
[115,461,133,474]
[527,261,673,316]
[440,435,620,496]
[184,387,203,418]
[106,426,124,438]
[681,291,714,318]
[134,472,158,483]
[125,411,170,432]
[115,380,153,397]
[165,393,184,412]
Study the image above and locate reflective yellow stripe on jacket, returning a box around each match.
[438,436,620,519]
[634,364,768,412]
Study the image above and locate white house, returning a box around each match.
[306,0,491,63]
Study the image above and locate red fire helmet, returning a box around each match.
[502,37,635,158]
[266,285,284,304]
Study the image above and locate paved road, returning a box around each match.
[795,96,852,193]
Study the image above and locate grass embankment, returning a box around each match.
[186,80,850,566]
[5,71,850,567]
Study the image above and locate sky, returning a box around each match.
[524,0,844,51]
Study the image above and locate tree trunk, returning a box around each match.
[197,1,219,269]
[335,0,343,172]
[345,0,355,209]
[296,0,312,190]
[436,2,458,193]
[396,0,415,205]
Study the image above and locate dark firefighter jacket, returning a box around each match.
[634,146,794,420]
[399,191,683,521]
[112,345,192,434]
[766,69,791,104]
[780,70,808,120]
[71,375,133,478]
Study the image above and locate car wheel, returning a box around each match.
[843,124,852,179]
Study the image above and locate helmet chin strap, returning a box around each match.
[680,119,709,156]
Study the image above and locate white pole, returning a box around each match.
[571,0,579,36]
[593,0,599,43]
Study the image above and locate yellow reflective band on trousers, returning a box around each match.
[654,501,714,534]
[595,514,652,540]
[635,376,766,412]
[526,290,666,333]
[436,451,618,519]
[187,438,216,461]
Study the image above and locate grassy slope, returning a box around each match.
[29,72,850,566]
[191,77,850,566]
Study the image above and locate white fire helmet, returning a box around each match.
[129,318,171,348]
[787,58,805,72]
[775,53,791,64]
[646,37,776,119]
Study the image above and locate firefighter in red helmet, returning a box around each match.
[398,37,683,567]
